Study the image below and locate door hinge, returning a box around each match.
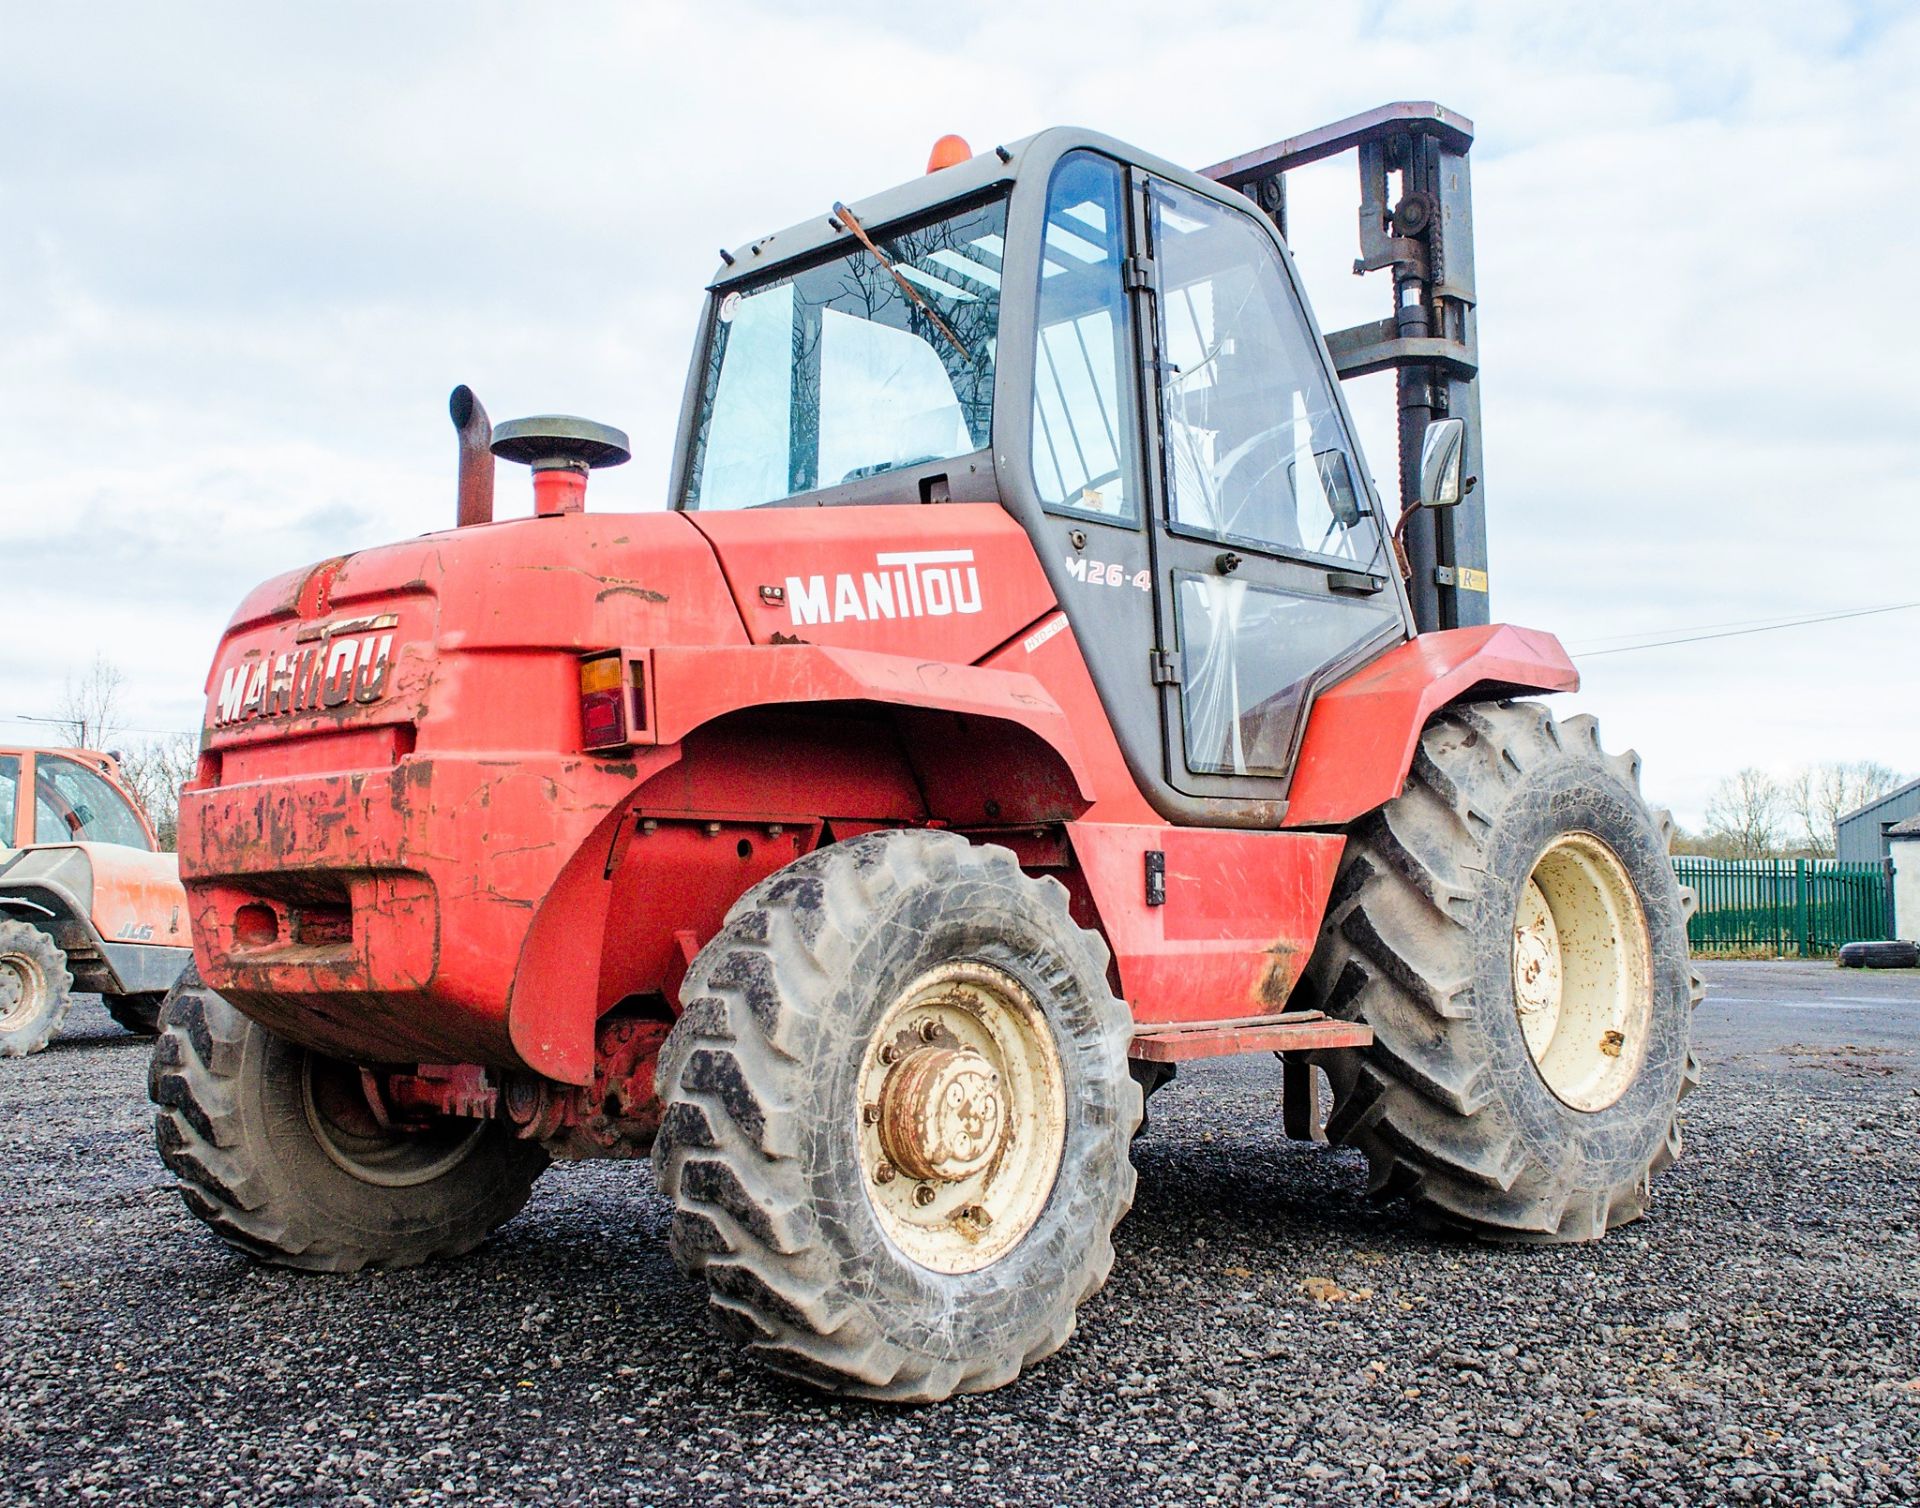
[1144,850,1166,906]
[1150,649,1182,686]
[1123,253,1155,292]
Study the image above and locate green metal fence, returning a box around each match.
[1671,857,1892,956]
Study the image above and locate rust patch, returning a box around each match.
[595,583,670,605]
[1256,940,1300,1009]
[516,562,667,603]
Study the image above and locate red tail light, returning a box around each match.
[580,651,647,752]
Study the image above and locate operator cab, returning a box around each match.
[668,122,1466,823]
[0,748,155,852]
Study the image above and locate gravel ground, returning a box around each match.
[2,961,1917,1506]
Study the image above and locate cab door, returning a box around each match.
[1135,176,1407,807]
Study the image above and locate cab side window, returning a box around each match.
[1031,152,1139,524]
[35,756,152,851]
[0,755,17,847]
[1150,180,1379,567]
[34,784,64,845]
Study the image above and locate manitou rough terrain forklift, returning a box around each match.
[154,104,1701,1401]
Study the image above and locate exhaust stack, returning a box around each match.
[450,385,495,528]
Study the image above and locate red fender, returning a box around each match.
[1283,625,1579,827]
[506,645,1099,1084]
[648,643,1098,805]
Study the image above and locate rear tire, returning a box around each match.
[653,829,1140,1402]
[148,963,549,1271]
[0,920,73,1058]
[1301,701,1704,1241]
[104,992,166,1036]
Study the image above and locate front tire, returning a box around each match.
[653,830,1140,1402]
[0,920,73,1058]
[148,964,549,1271]
[1302,701,1703,1241]
[105,992,166,1036]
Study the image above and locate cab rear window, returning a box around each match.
[686,196,1008,510]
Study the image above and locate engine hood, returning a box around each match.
[201,511,747,754]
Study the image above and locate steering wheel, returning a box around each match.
[1209,426,1303,548]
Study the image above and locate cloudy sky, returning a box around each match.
[3,0,1914,827]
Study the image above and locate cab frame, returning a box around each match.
[666,127,1416,828]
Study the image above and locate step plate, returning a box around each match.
[1129,1010,1373,1064]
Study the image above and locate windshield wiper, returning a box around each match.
[831,201,973,364]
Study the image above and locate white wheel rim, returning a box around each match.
[1511,832,1654,1112]
[856,961,1066,1275]
[0,951,44,1031]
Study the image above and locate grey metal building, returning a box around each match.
[1836,778,1920,867]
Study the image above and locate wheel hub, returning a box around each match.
[1512,878,1564,1054]
[302,1053,484,1188]
[877,1045,1006,1183]
[856,961,1066,1275]
[0,953,40,1030]
[1510,832,1654,1112]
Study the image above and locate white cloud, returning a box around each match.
[2,0,1914,825]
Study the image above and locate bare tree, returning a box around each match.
[1704,767,1785,859]
[117,732,199,852]
[47,655,197,851]
[54,655,126,750]
[1666,821,1742,860]
[1786,761,1907,857]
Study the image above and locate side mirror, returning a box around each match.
[1417,417,1468,509]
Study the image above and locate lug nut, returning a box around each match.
[918,1019,941,1043]
[880,1044,900,1065]
[913,1184,936,1207]
[862,1103,881,1125]
[874,1161,896,1185]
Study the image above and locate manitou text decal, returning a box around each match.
[786,549,982,627]
[212,618,397,728]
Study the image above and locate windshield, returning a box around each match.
[35,755,152,850]
[684,195,1008,510]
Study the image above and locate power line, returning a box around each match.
[2,713,193,737]
[1571,600,1920,658]
[1570,598,1920,647]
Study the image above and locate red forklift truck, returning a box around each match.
[153,105,1701,1401]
